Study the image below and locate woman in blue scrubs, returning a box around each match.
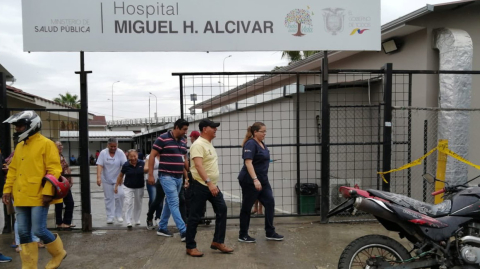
[237,122,284,243]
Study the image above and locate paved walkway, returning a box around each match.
[0,166,411,268]
[0,218,411,269]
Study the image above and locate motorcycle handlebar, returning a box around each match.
[431,188,445,196]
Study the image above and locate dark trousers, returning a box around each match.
[147,179,165,221]
[179,184,186,223]
[55,189,74,225]
[186,180,227,249]
[185,176,206,222]
[239,179,276,237]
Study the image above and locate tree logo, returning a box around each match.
[322,8,345,35]
[284,8,313,37]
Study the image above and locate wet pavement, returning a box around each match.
[0,166,412,268]
[0,217,412,269]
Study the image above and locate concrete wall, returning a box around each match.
[411,4,480,183]
[187,84,383,213]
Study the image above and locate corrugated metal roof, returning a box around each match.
[60,131,135,138]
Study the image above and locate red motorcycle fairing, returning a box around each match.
[390,205,449,228]
[339,186,389,202]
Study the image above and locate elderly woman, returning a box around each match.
[54,141,75,230]
[237,122,284,243]
[114,149,145,228]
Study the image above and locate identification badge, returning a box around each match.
[182,155,185,162]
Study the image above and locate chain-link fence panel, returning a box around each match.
[392,107,480,205]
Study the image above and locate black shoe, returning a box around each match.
[238,235,256,243]
[266,233,284,241]
[146,219,154,230]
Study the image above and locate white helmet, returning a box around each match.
[3,111,42,143]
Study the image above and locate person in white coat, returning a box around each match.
[96,138,127,224]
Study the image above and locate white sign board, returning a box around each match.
[22,0,381,52]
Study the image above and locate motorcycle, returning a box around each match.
[327,173,480,269]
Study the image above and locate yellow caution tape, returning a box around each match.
[439,147,480,170]
[377,142,480,184]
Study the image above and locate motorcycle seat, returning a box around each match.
[367,189,451,217]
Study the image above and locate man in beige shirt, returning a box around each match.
[186,119,233,257]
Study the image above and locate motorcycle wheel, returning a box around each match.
[338,234,411,269]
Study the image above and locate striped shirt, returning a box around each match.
[153,131,187,176]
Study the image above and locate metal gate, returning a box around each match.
[174,64,409,221]
[0,56,93,231]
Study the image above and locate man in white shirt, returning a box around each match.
[96,138,127,224]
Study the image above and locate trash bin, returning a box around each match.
[295,183,318,214]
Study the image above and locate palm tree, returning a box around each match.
[54,92,81,108]
[281,51,321,64]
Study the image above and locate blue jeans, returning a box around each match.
[16,206,55,244]
[159,174,186,233]
[15,220,40,246]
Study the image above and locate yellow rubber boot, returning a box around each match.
[45,234,67,269]
[19,242,39,269]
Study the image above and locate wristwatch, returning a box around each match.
[205,178,211,183]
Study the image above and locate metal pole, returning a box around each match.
[149,92,157,120]
[0,72,10,157]
[377,105,381,190]
[423,120,428,202]
[223,55,232,93]
[320,51,330,223]
[382,63,393,192]
[407,73,412,197]
[180,75,184,119]
[75,51,93,231]
[68,141,71,164]
[296,74,301,215]
[149,96,151,124]
[0,72,13,234]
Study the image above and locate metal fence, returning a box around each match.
[174,68,480,222]
[0,54,93,231]
[391,107,480,204]
[5,109,82,229]
[174,67,397,221]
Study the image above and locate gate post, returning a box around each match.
[0,72,10,157]
[75,52,93,231]
[0,72,13,233]
[320,52,330,223]
[296,74,301,215]
[179,75,184,119]
[382,63,393,192]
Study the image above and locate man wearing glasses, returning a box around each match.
[96,138,127,224]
